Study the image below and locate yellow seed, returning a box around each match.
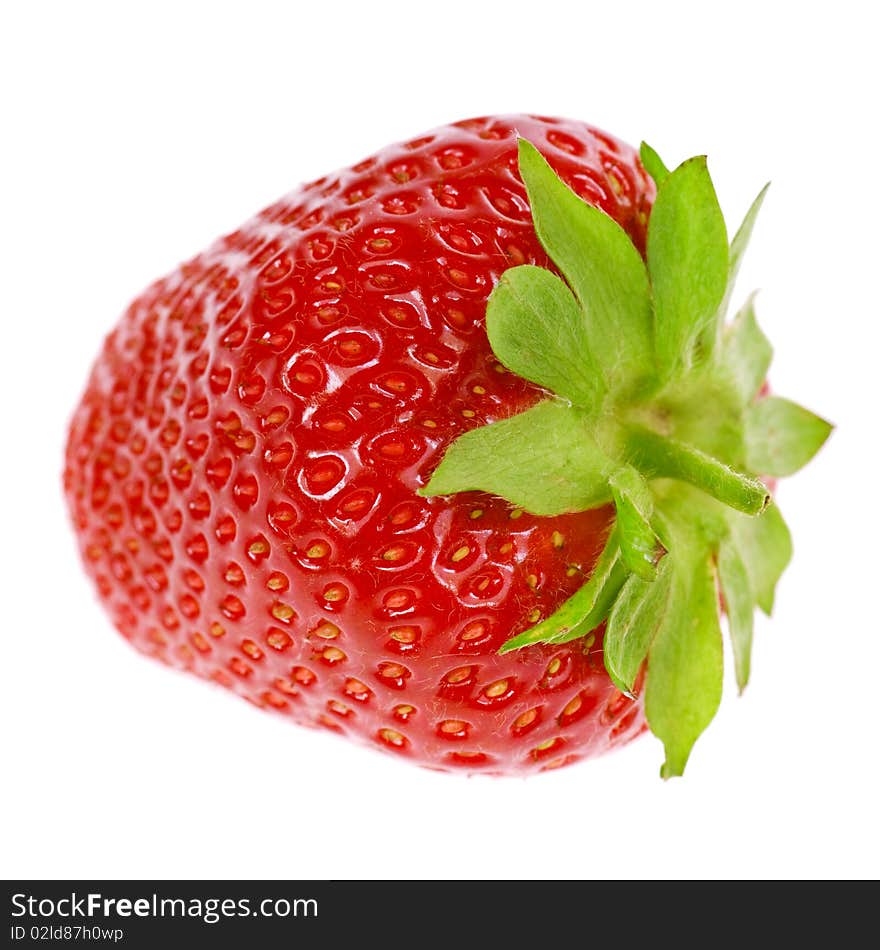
[312,622,340,640]
[607,170,624,195]
[384,590,411,610]
[472,385,486,395]
[499,542,514,555]
[380,728,405,747]
[381,662,406,678]
[485,680,509,698]
[552,531,565,549]
[306,543,328,558]
[451,546,470,563]
[461,409,475,418]
[547,658,561,675]
[266,630,291,650]
[209,622,225,638]
[422,419,438,429]
[526,573,538,589]
[528,608,542,623]
[440,719,467,734]
[390,626,418,644]
[469,508,484,520]
[224,564,243,584]
[446,667,471,683]
[248,539,269,557]
[272,603,295,622]
[566,566,579,578]
[514,709,537,730]
[191,633,210,653]
[509,508,523,520]
[536,737,557,751]
[460,623,486,642]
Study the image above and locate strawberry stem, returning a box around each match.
[624,425,769,515]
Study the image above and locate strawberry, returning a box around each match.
[64,115,829,776]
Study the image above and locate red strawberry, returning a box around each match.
[64,115,829,776]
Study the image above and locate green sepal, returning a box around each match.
[609,466,666,580]
[486,264,603,409]
[499,529,627,652]
[419,400,614,516]
[517,138,655,395]
[719,294,773,406]
[648,156,729,377]
[717,536,755,692]
[745,396,833,477]
[646,546,724,779]
[639,142,670,186]
[728,501,792,615]
[718,183,770,322]
[604,561,673,695]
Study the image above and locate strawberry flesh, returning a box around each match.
[65,115,655,774]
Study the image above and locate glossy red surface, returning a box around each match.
[64,115,655,774]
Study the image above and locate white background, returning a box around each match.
[2,1,877,880]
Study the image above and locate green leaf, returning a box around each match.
[720,294,773,406]
[745,396,833,477]
[604,562,674,694]
[728,502,792,614]
[486,264,603,409]
[609,466,666,580]
[639,142,670,186]
[517,138,654,394]
[647,156,729,378]
[645,551,724,778]
[500,530,627,652]
[719,183,770,321]
[420,400,614,516]
[717,537,754,691]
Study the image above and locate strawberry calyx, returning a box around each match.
[420,138,831,776]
